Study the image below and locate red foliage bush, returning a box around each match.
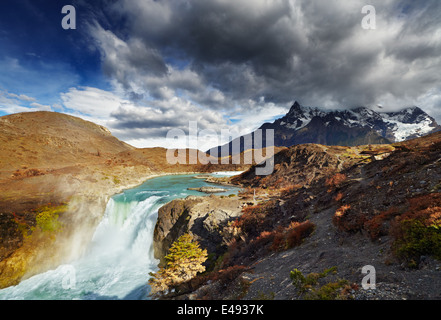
[232,201,276,238]
[333,204,369,233]
[325,173,347,189]
[359,193,441,241]
[332,204,351,223]
[403,193,441,224]
[364,207,401,240]
[333,192,344,202]
[271,221,315,251]
[210,265,250,285]
[287,221,316,248]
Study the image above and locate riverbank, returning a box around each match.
[0,167,245,291]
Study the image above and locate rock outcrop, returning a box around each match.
[153,195,247,268]
[232,143,393,189]
[187,187,228,193]
[174,131,441,300]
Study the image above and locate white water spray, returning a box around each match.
[0,193,162,300]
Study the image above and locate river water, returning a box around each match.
[0,172,241,300]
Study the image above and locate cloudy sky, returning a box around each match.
[0,0,440,149]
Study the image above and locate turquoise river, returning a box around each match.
[0,172,241,300]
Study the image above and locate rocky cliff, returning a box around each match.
[154,195,248,269]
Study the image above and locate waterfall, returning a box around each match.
[0,173,240,300]
[0,191,163,300]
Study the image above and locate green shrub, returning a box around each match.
[13,204,66,243]
[148,234,208,297]
[393,219,441,264]
[390,193,441,266]
[34,205,65,233]
[306,279,350,300]
[290,266,351,300]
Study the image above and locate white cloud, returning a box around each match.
[86,20,294,148]
[56,85,229,148]
[60,86,130,119]
[0,90,53,114]
[227,101,290,136]
[414,89,441,123]
[30,102,52,111]
[7,93,37,102]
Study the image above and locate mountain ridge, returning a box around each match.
[210,101,441,155]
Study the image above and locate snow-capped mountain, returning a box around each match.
[270,101,440,144]
[209,101,440,155]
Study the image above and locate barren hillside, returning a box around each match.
[154,131,441,300]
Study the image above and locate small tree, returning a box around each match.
[148,234,207,297]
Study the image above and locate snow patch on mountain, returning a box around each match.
[382,117,435,142]
[278,102,440,143]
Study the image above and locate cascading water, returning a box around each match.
[0,173,240,300]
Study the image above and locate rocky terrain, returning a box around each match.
[236,131,441,300]
[231,143,394,188]
[153,130,441,300]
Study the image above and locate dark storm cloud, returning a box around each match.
[91,23,168,92]
[89,0,441,139]
[107,99,227,140]
[385,1,441,63]
[110,106,188,129]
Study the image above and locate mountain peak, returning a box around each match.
[287,101,303,115]
[381,106,434,127]
[291,101,302,109]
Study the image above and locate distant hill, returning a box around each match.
[0,111,134,174]
[230,143,391,189]
[0,111,248,180]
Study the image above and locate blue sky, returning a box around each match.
[1,0,440,148]
[0,0,108,108]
